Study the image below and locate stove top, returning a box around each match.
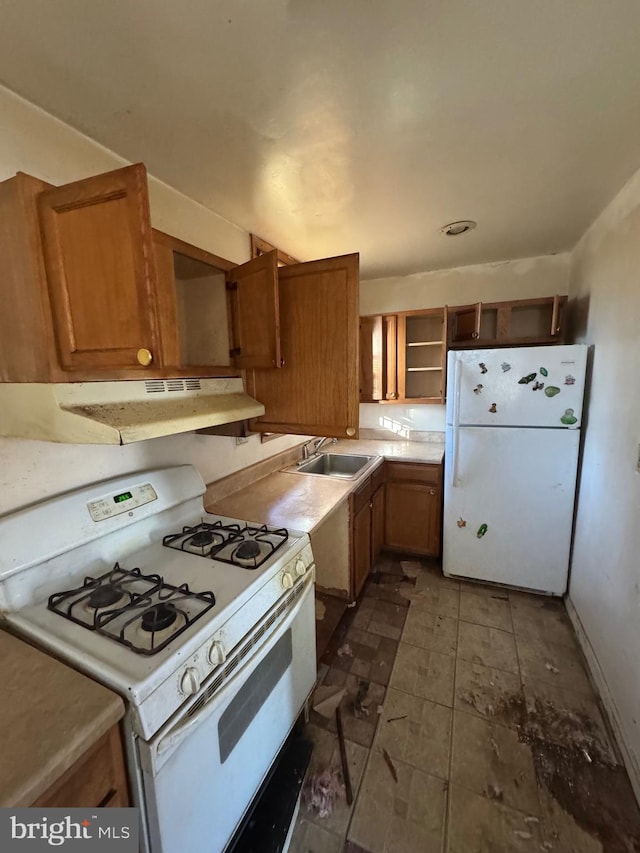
[162,520,289,569]
[47,563,216,656]
[0,465,315,738]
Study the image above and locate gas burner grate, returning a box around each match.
[47,563,215,656]
[163,521,288,569]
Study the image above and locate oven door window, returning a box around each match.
[218,628,292,763]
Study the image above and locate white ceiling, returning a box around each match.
[1,1,640,279]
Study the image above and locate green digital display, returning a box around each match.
[113,491,133,504]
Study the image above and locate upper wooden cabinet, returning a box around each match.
[359,314,397,402]
[0,165,281,382]
[360,308,447,405]
[397,309,448,403]
[38,164,162,375]
[152,230,279,376]
[247,253,360,439]
[447,295,567,349]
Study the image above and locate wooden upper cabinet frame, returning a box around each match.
[226,251,281,369]
[38,163,162,373]
[250,233,300,267]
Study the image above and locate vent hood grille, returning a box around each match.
[0,378,264,445]
[144,379,202,393]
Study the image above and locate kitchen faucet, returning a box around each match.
[300,436,337,461]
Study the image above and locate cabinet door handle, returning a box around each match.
[137,348,153,367]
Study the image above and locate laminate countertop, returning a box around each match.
[0,629,125,807]
[206,438,444,534]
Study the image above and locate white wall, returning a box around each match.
[360,253,570,435]
[0,85,303,515]
[567,165,640,787]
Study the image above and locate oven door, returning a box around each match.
[138,574,316,853]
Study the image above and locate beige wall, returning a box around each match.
[567,165,640,793]
[360,253,570,434]
[0,85,304,515]
[360,253,570,316]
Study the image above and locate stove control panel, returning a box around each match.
[87,482,158,522]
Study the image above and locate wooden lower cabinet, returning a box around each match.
[384,462,442,557]
[350,465,386,598]
[371,481,385,564]
[352,500,372,599]
[33,725,129,808]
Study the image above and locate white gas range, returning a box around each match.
[0,465,317,853]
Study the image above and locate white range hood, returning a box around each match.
[0,377,265,444]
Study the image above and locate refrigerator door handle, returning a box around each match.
[453,357,462,428]
[450,427,460,488]
[450,358,461,487]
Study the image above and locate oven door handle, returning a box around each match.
[154,576,313,768]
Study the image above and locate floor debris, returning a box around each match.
[544,661,560,674]
[336,643,353,658]
[335,708,353,805]
[382,748,399,783]
[315,599,326,621]
[302,767,344,819]
[488,692,640,852]
[353,680,371,718]
[387,714,408,723]
[312,685,346,719]
[513,830,533,840]
[485,783,504,802]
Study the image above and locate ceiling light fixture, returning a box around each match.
[440,220,477,236]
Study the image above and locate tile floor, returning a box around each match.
[291,555,640,853]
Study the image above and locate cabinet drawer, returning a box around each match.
[351,476,372,515]
[384,461,441,486]
[371,463,385,493]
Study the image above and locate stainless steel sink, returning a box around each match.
[284,453,376,479]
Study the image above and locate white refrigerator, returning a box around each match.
[443,344,587,595]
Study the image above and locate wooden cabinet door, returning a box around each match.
[383,315,398,400]
[385,481,441,556]
[371,484,385,563]
[448,302,482,346]
[247,253,359,438]
[38,164,162,375]
[359,315,383,402]
[359,315,398,402]
[227,251,281,369]
[352,501,372,598]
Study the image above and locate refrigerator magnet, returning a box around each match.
[545,386,561,397]
[457,517,467,528]
[479,362,488,374]
[518,372,537,384]
[501,362,511,372]
[540,367,548,377]
[565,375,576,385]
[532,381,545,391]
[489,403,497,413]
[473,384,483,395]
[476,523,488,539]
[561,408,578,425]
